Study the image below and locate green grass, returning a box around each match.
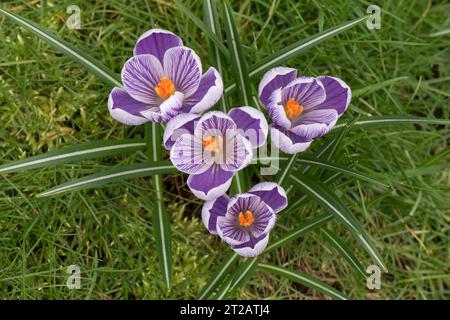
[0,0,449,299]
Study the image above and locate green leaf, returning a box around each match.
[0,8,121,87]
[203,0,228,112]
[289,175,387,272]
[146,123,172,288]
[352,77,409,98]
[213,275,233,300]
[225,16,368,93]
[223,0,252,106]
[197,252,239,300]
[37,161,176,197]
[276,154,298,186]
[258,263,348,300]
[334,115,450,130]
[289,175,363,235]
[228,258,258,292]
[173,0,230,60]
[296,157,388,187]
[320,229,367,279]
[0,139,145,174]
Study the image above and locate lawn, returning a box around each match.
[0,0,448,299]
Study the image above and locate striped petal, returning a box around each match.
[183,67,223,113]
[187,164,234,201]
[270,125,312,154]
[170,133,213,174]
[134,29,183,63]
[202,195,230,235]
[228,107,268,148]
[314,76,351,116]
[163,46,202,97]
[231,233,270,257]
[108,87,150,125]
[163,113,200,150]
[281,77,326,110]
[249,182,288,213]
[139,91,184,123]
[121,54,164,104]
[258,67,297,107]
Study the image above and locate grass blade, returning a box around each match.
[223,0,252,106]
[276,154,298,186]
[0,8,121,87]
[0,139,145,174]
[258,263,348,300]
[334,115,450,130]
[203,0,228,112]
[173,0,229,59]
[320,229,367,279]
[225,16,368,93]
[146,123,172,288]
[296,157,388,187]
[197,252,239,300]
[37,161,176,197]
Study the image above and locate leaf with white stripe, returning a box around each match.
[289,175,387,272]
[225,16,368,93]
[0,9,121,87]
[0,139,146,174]
[321,229,367,279]
[334,115,450,130]
[197,252,239,300]
[258,263,348,300]
[146,123,172,288]
[38,161,176,197]
[223,0,252,106]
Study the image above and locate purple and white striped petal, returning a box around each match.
[219,132,253,173]
[270,125,312,154]
[249,182,288,213]
[108,87,150,125]
[134,29,183,63]
[258,67,297,107]
[292,108,338,126]
[281,77,326,110]
[195,111,237,137]
[182,67,223,113]
[121,54,164,104]
[170,133,213,174]
[267,89,291,129]
[228,107,268,148]
[140,91,184,123]
[289,122,332,141]
[314,76,351,116]
[187,164,234,201]
[202,194,229,235]
[163,113,200,150]
[163,46,202,97]
[231,233,270,257]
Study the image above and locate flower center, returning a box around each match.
[238,210,255,227]
[202,136,222,154]
[154,76,175,100]
[284,98,303,120]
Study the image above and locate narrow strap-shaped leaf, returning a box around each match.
[289,175,387,272]
[37,161,176,197]
[320,229,367,279]
[0,139,145,174]
[224,16,368,93]
[146,123,172,288]
[213,275,233,300]
[289,175,363,235]
[295,157,388,187]
[173,0,230,59]
[334,115,450,130]
[0,8,121,87]
[258,263,348,300]
[276,154,298,187]
[228,258,258,292]
[203,0,228,112]
[223,0,252,106]
[197,252,239,300]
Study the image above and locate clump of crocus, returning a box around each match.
[108,29,223,124]
[165,109,268,200]
[258,67,351,154]
[202,182,287,257]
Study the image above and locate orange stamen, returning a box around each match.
[155,76,175,100]
[284,98,303,120]
[238,210,255,227]
[202,136,222,154]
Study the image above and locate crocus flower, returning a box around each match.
[202,182,287,257]
[258,67,351,154]
[108,29,223,124]
[165,109,268,200]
